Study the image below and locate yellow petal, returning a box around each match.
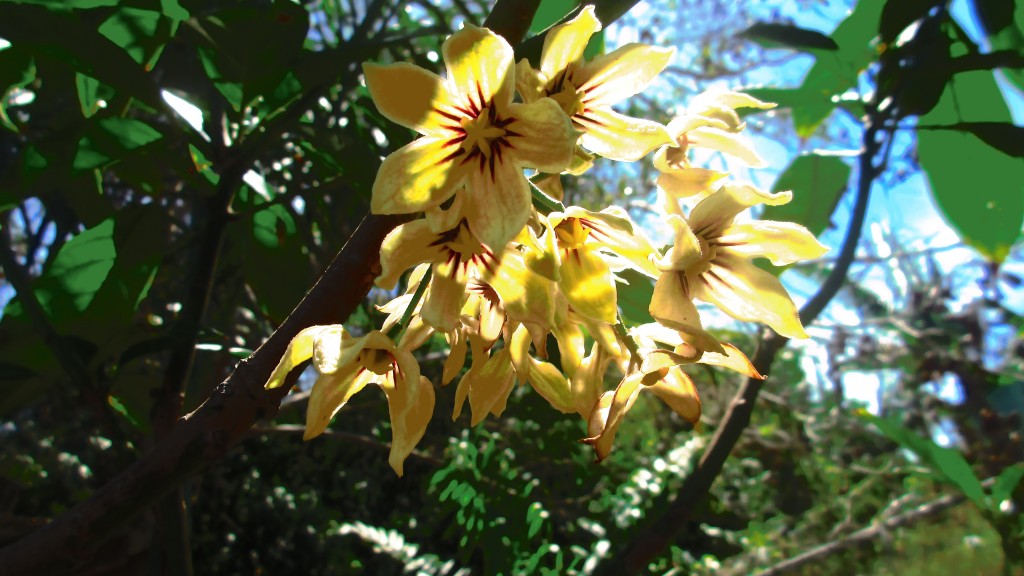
[464,157,531,250]
[656,169,726,199]
[304,364,369,440]
[585,206,660,278]
[377,220,446,290]
[265,325,331,389]
[559,245,617,324]
[570,342,612,418]
[467,348,516,425]
[649,272,725,354]
[700,343,763,379]
[645,366,700,423]
[657,214,703,272]
[397,315,434,351]
[506,98,579,173]
[577,44,674,107]
[509,323,532,377]
[583,373,643,461]
[477,293,505,343]
[422,265,468,333]
[717,221,829,266]
[381,374,435,477]
[689,182,791,234]
[539,5,601,79]
[424,189,466,233]
[442,25,514,109]
[372,137,468,215]
[311,325,347,374]
[442,329,467,385]
[363,63,453,137]
[515,58,546,103]
[577,107,674,162]
[528,358,575,413]
[489,251,555,331]
[695,254,810,339]
[691,90,776,112]
[686,127,766,167]
[552,313,585,378]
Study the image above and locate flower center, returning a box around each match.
[359,348,394,375]
[460,108,507,158]
[549,80,584,118]
[554,218,591,249]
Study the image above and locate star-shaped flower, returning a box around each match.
[516,6,675,167]
[364,25,578,249]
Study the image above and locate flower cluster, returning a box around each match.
[265,7,827,475]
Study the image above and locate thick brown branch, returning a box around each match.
[0,212,409,575]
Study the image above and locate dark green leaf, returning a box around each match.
[35,218,116,315]
[765,153,851,236]
[741,22,839,51]
[921,122,1024,158]
[3,0,118,7]
[0,44,35,132]
[879,0,934,44]
[992,463,1024,504]
[859,411,987,508]
[918,71,1024,262]
[972,0,1024,93]
[742,87,838,137]
[615,268,655,326]
[98,7,177,69]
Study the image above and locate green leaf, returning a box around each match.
[615,268,655,326]
[918,71,1024,262]
[3,0,118,7]
[972,0,1024,92]
[0,44,34,132]
[0,3,163,108]
[921,122,1024,159]
[859,411,987,508]
[765,153,851,236]
[878,0,934,44]
[98,7,177,69]
[742,87,838,138]
[73,117,164,172]
[741,22,839,51]
[992,463,1024,505]
[35,218,116,315]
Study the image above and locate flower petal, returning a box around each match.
[422,264,469,332]
[717,221,828,266]
[695,253,810,339]
[700,343,763,379]
[381,374,435,476]
[464,156,531,250]
[559,245,617,324]
[583,373,643,461]
[467,348,516,425]
[539,5,602,79]
[443,329,467,385]
[689,182,791,235]
[528,358,575,413]
[656,168,726,199]
[657,214,704,272]
[577,44,674,107]
[372,137,468,215]
[585,206,660,278]
[363,63,454,137]
[490,251,555,330]
[649,271,724,354]
[304,364,369,440]
[515,58,546,103]
[265,325,331,389]
[570,342,612,417]
[577,107,674,162]
[443,25,514,109]
[506,98,578,173]
[645,366,700,423]
[378,220,446,290]
[686,126,766,167]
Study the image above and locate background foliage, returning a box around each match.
[0,0,1022,574]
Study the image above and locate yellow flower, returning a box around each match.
[265,327,435,477]
[516,6,675,166]
[653,91,775,201]
[547,206,659,324]
[377,219,501,333]
[364,25,577,250]
[650,183,828,341]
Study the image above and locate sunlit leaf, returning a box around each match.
[764,153,851,236]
